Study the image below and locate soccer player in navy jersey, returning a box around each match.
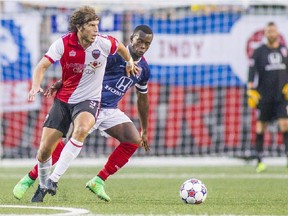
[247,22,288,172]
[13,25,153,202]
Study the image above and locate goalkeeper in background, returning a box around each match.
[247,21,288,173]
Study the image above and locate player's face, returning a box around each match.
[130,30,153,58]
[265,25,279,44]
[78,20,99,43]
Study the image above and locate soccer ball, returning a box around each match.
[179,178,207,204]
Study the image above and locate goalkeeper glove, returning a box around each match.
[246,89,261,109]
[282,83,288,100]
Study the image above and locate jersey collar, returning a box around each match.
[69,32,80,47]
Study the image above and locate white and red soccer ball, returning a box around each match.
[179,178,207,204]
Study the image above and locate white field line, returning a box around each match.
[80,215,288,216]
[0,205,286,216]
[0,205,89,216]
[84,215,288,216]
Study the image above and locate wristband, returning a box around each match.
[125,58,133,67]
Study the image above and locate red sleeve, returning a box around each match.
[44,54,55,63]
[108,35,118,55]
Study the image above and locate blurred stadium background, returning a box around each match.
[1,0,288,160]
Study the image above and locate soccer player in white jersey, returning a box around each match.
[14,25,153,202]
[26,6,137,202]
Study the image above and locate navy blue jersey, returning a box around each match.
[101,53,150,108]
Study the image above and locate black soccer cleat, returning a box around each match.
[46,178,58,196]
[31,185,47,203]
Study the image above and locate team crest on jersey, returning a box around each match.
[92,49,101,59]
[69,50,76,57]
[280,47,287,57]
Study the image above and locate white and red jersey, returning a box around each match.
[45,32,118,104]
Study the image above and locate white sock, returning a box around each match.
[50,138,83,182]
[38,157,52,188]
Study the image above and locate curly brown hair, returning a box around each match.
[68,6,100,32]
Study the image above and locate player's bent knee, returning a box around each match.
[73,126,91,138]
[37,150,51,162]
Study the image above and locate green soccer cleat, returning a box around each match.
[13,174,35,200]
[256,162,267,173]
[86,176,111,202]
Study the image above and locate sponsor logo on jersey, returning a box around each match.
[66,62,85,73]
[66,62,102,74]
[84,69,96,75]
[92,49,101,59]
[268,52,282,64]
[116,76,133,91]
[104,84,125,96]
[266,52,286,71]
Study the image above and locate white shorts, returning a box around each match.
[89,108,132,137]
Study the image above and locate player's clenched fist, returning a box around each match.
[246,89,261,109]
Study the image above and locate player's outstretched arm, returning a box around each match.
[116,42,139,77]
[136,91,150,151]
[28,57,52,101]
